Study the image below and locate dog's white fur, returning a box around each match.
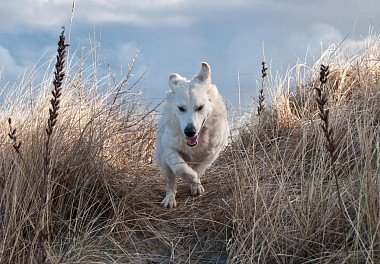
[155,62,228,208]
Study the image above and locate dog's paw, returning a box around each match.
[190,183,205,196]
[161,195,177,208]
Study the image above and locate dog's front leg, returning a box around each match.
[161,164,177,208]
[166,151,203,197]
[189,163,209,196]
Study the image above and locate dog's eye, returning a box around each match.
[178,106,186,112]
[196,105,204,111]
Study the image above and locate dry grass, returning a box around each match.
[230,35,380,263]
[0,30,379,263]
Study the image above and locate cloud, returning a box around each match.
[0,0,72,32]
[0,0,379,107]
[115,41,147,75]
[0,0,378,33]
[0,0,260,32]
[0,44,24,81]
[75,0,258,27]
[312,23,343,44]
[286,23,344,61]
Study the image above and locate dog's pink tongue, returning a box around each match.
[186,136,198,146]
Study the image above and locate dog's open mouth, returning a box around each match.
[186,136,198,147]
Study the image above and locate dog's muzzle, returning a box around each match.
[184,124,198,147]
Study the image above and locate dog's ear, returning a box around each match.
[195,62,211,84]
[169,73,185,90]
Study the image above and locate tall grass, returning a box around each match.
[0,30,159,263]
[0,29,379,263]
[228,35,380,263]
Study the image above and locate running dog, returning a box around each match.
[155,62,228,208]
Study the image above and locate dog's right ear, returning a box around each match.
[169,73,185,90]
[195,62,211,84]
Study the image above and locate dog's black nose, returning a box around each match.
[184,124,196,137]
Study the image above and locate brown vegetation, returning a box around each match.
[0,30,379,263]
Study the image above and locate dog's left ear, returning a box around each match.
[169,73,185,89]
[195,62,211,84]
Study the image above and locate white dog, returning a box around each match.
[155,62,228,208]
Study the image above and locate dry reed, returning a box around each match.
[257,61,268,116]
[316,64,350,261]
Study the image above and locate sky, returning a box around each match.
[0,0,379,108]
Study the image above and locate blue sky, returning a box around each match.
[0,0,379,107]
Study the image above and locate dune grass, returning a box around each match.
[0,30,379,263]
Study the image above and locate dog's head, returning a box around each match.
[166,62,219,147]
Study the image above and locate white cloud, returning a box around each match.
[0,45,24,80]
[0,0,378,33]
[120,42,140,61]
[0,0,379,104]
[73,0,206,27]
[312,23,343,45]
[0,0,258,32]
[0,1,72,31]
[286,23,344,60]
